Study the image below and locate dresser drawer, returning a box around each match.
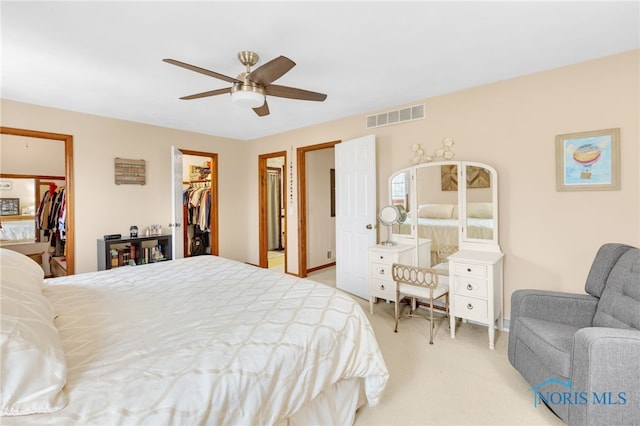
[454,295,488,323]
[370,279,396,301]
[452,262,487,278]
[370,262,393,281]
[369,250,396,263]
[453,276,488,298]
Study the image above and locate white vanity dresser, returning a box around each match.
[377,160,503,349]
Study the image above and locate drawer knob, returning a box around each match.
[467,283,473,291]
[380,284,385,290]
[379,255,384,260]
[467,267,472,272]
[467,303,473,310]
[379,269,385,275]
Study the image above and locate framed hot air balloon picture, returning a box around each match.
[555,128,620,191]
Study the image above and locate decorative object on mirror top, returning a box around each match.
[411,137,455,165]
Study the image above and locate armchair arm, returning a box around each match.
[569,327,640,426]
[508,290,598,365]
[511,289,598,328]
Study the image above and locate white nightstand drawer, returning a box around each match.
[454,276,488,298]
[454,295,488,323]
[370,279,396,301]
[369,251,394,263]
[371,263,393,281]
[453,262,487,278]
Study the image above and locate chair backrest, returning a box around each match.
[392,263,439,289]
[585,243,634,298]
[588,244,640,330]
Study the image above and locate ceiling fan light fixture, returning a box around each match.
[165,52,327,117]
[231,84,265,108]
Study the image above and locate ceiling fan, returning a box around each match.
[163,51,327,117]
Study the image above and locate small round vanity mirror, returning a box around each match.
[378,205,407,246]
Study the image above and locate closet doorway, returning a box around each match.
[296,140,339,278]
[0,127,74,275]
[178,150,218,258]
[258,151,286,271]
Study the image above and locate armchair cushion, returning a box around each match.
[515,317,579,377]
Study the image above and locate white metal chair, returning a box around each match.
[392,263,449,344]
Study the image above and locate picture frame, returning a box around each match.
[0,198,20,216]
[555,128,620,191]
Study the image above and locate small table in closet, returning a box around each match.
[50,256,67,277]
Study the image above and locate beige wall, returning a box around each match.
[306,147,336,268]
[250,50,639,317]
[1,50,638,318]
[1,101,249,273]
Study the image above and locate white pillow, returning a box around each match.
[467,202,493,219]
[418,204,454,219]
[0,248,68,416]
[0,248,44,290]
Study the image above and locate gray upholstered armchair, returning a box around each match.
[508,243,640,426]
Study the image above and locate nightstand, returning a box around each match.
[448,249,504,349]
[368,243,415,314]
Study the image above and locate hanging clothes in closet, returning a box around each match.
[183,183,211,256]
[36,183,67,256]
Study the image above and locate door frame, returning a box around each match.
[0,126,74,274]
[179,149,219,256]
[296,140,340,278]
[258,151,286,269]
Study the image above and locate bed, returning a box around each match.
[0,217,36,245]
[398,202,494,262]
[0,248,389,425]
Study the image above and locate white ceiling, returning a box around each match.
[2,1,638,141]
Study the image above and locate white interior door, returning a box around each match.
[171,146,184,259]
[335,135,377,299]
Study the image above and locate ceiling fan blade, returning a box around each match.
[163,58,239,84]
[253,101,270,117]
[266,84,327,102]
[247,56,295,86]
[180,88,231,100]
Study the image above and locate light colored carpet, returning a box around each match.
[268,251,284,270]
[307,267,564,426]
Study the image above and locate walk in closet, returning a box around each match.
[182,155,214,256]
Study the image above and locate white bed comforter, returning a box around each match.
[0,220,35,243]
[8,256,388,425]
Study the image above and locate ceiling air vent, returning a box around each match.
[366,104,425,129]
